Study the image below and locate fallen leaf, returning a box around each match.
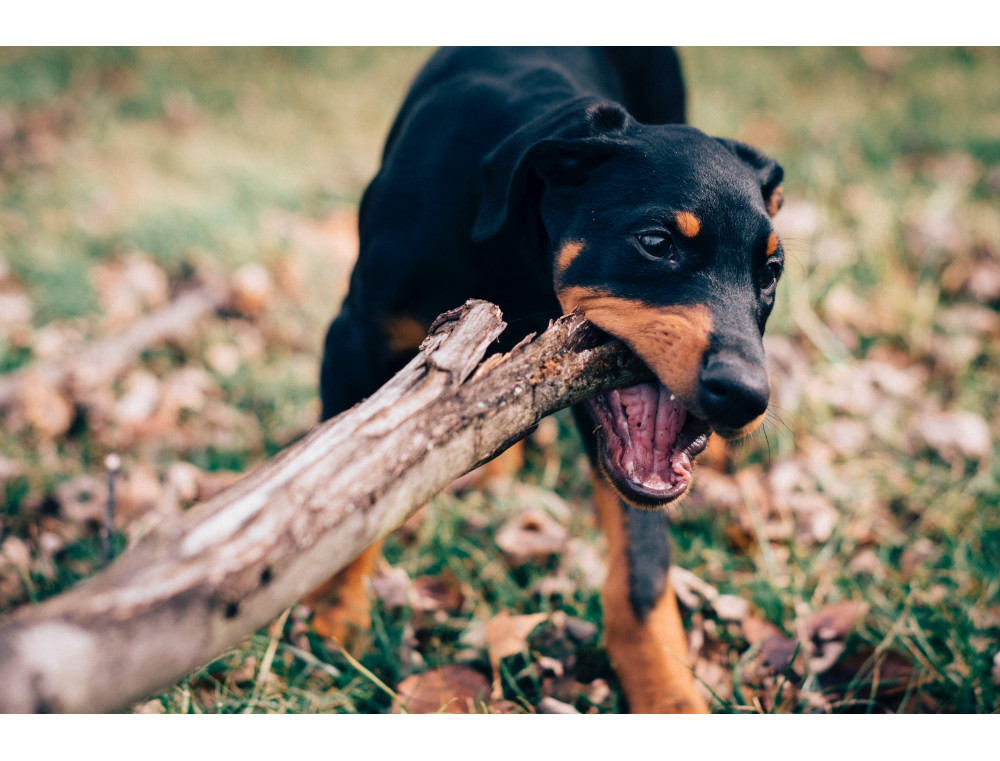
[229,263,274,316]
[586,678,611,707]
[486,611,548,662]
[741,615,784,645]
[712,594,750,622]
[562,538,606,590]
[536,655,564,677]
[116,462,165,523]
[0,536,32,572]
[805,601,867,643]
[92,253,169,329]
[787,493,839,545]
[910,409,992,463]
[18,373,74,439]
[410,572,464,613]
[485,611,548,699]
[671,565,719,610]
[370,566,410,609]
[536,696,579,714]
[113,370,161,427]
[805,601,867,675]
[395,665,490,714]
[54,474,106,525]
[495,509,567,566]
[165,462,202,504]
[760,633,802,675]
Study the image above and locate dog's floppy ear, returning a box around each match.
[716,138,785,218]
[472,98,632,243]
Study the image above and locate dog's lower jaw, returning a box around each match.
[585,382,711,510]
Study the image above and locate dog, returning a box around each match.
[310,47,784,713]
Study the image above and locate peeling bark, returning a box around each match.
[0,299,650,713]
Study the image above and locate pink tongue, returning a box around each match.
[607,382,687,488]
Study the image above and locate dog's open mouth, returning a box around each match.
[585,380,711,508]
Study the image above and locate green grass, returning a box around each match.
[1,47,999,713]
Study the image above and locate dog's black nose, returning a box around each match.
[699,353,770,435]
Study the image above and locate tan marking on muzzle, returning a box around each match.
[558,286,712,405]
[675,211,701,238]
[383,315,428,353]
[554,240,584,281]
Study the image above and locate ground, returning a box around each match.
[0,47,998,713]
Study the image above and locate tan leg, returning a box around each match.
[304,541,383,649]
[593,476,708,713]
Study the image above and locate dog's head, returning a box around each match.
[473,99,785,508]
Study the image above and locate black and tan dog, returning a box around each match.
[311,47,784,713]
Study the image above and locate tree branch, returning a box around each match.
[0,300,650,713]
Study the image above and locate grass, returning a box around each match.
[1,47,999,714]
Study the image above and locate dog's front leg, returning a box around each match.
[592,475,709,713]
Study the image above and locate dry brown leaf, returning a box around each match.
[229,263,274,316]
[165,462,202,504]
[113,370,161,427]
[760,633,802,675]
[805,601,867,643]
[486,611,548,662]
[562,538,606,590]
[670,565,719,610]
[536,696,579,714]
[205,342,241,376]
[410,572,465,614]
[787,493,839,546]
[586,678,611,707]
[18,373,74,439]
[805,601,867,675]
[711,594,750,622]
[370,566,410,609]
[92,254,170,329]
[484,611,547,700]
[510,483,572,522]
[0,536,32,572]
[495,509,568,566]
[54,474,106,525]
[910,409,992,463]
[395,665,490,714]
[741,615,784,645]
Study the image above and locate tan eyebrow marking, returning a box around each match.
[766,230,779,256]
[555,239,584,280]
[675,212,701,238]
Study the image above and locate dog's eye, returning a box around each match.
[637,233,675,260]
[760,261,782,291]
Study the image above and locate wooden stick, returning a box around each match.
[0,300,650,713]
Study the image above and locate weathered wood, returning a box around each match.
[0,300,651,713]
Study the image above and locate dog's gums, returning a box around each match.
[585,380,711,508]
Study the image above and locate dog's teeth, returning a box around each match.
[669,394,675,401]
